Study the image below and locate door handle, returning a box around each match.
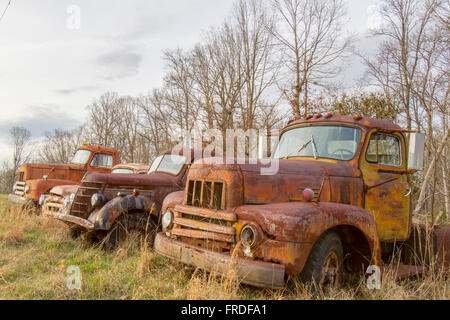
[404,187,412,197]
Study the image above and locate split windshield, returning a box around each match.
[273,126,362,161]
[70,149,91,165]
[148,154,187,175]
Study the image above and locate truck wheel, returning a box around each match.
[104,213,157,250]
[300,231,343,290]
[69,228,82,239]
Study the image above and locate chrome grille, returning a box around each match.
[13,181,26,197]
[171,204,236,246]
[70,181,104,217]
[42,194,65,215]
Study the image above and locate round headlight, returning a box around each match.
[24,185,30,194]
[162,210,174,230]
[91,193,106,208]
[240,225,257,248]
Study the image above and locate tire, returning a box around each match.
[300,231,344,290]
[69,228,83,239]
[103,212,157,250]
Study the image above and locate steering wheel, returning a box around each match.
[330,148,353,159]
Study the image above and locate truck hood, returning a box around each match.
[192,157,361,205]
[83,171,181,189]
[50,184,79,197]
[20,163,84,181]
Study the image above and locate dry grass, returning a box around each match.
[0,194,448,300]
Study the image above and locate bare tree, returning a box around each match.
[364,0,441,130]
[271,0,355,118]
[38,127,85,163]
[86,92,121,147]
[233,0,279,129]
[137,90,173,158]
[10,126,32,178]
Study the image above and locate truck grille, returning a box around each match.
[70,181,104,218]
[186,180,224,210]
[13,181,26,197]
[42,194,65,215]
[171,204,236,250]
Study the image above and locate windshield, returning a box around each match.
[148,154,186,175]
[273,126,362,161]
[111,168,134,174]
[71,150,91,165]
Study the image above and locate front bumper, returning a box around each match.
[154,233,285,289]
[43,210,95,230]
[8,194,27,205]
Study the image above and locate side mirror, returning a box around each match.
[407,133,425,171]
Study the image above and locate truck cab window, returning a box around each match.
[366,133,401,166]
[90,154,113,168]
[71,150,92,165]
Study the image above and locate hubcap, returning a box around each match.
[320,251,339,286]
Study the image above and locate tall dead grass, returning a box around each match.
[0,196,447,300]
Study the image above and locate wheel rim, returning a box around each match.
[320,250,340,286]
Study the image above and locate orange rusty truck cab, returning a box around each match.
[9,143,119,208]
[154,115,448,289]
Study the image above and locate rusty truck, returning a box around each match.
[40,162,150,216]
[43,149,208,248]
[9,143,120,209]
[154,114,450,289]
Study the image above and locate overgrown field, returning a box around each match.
[0,194,448,300]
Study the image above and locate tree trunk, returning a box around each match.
[413,126,450,217]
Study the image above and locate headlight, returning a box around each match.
[240,225,257,248]
[162,209,174,230]
[24,185,30,194]
[91,193,106,208]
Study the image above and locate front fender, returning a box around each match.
[161,191,184,214]
[235,202,381,272]
[88,195,160,230]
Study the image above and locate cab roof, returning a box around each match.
[112,163,150,173]
[284,114,403,132]
[77,144,118,154]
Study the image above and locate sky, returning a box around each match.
[0,0,383,165]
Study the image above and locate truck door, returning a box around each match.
[361,130,411,242]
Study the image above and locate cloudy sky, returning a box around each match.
[0,0,382,164]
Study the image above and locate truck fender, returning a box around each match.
[88,195,161,230]
[235,201,382,274]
